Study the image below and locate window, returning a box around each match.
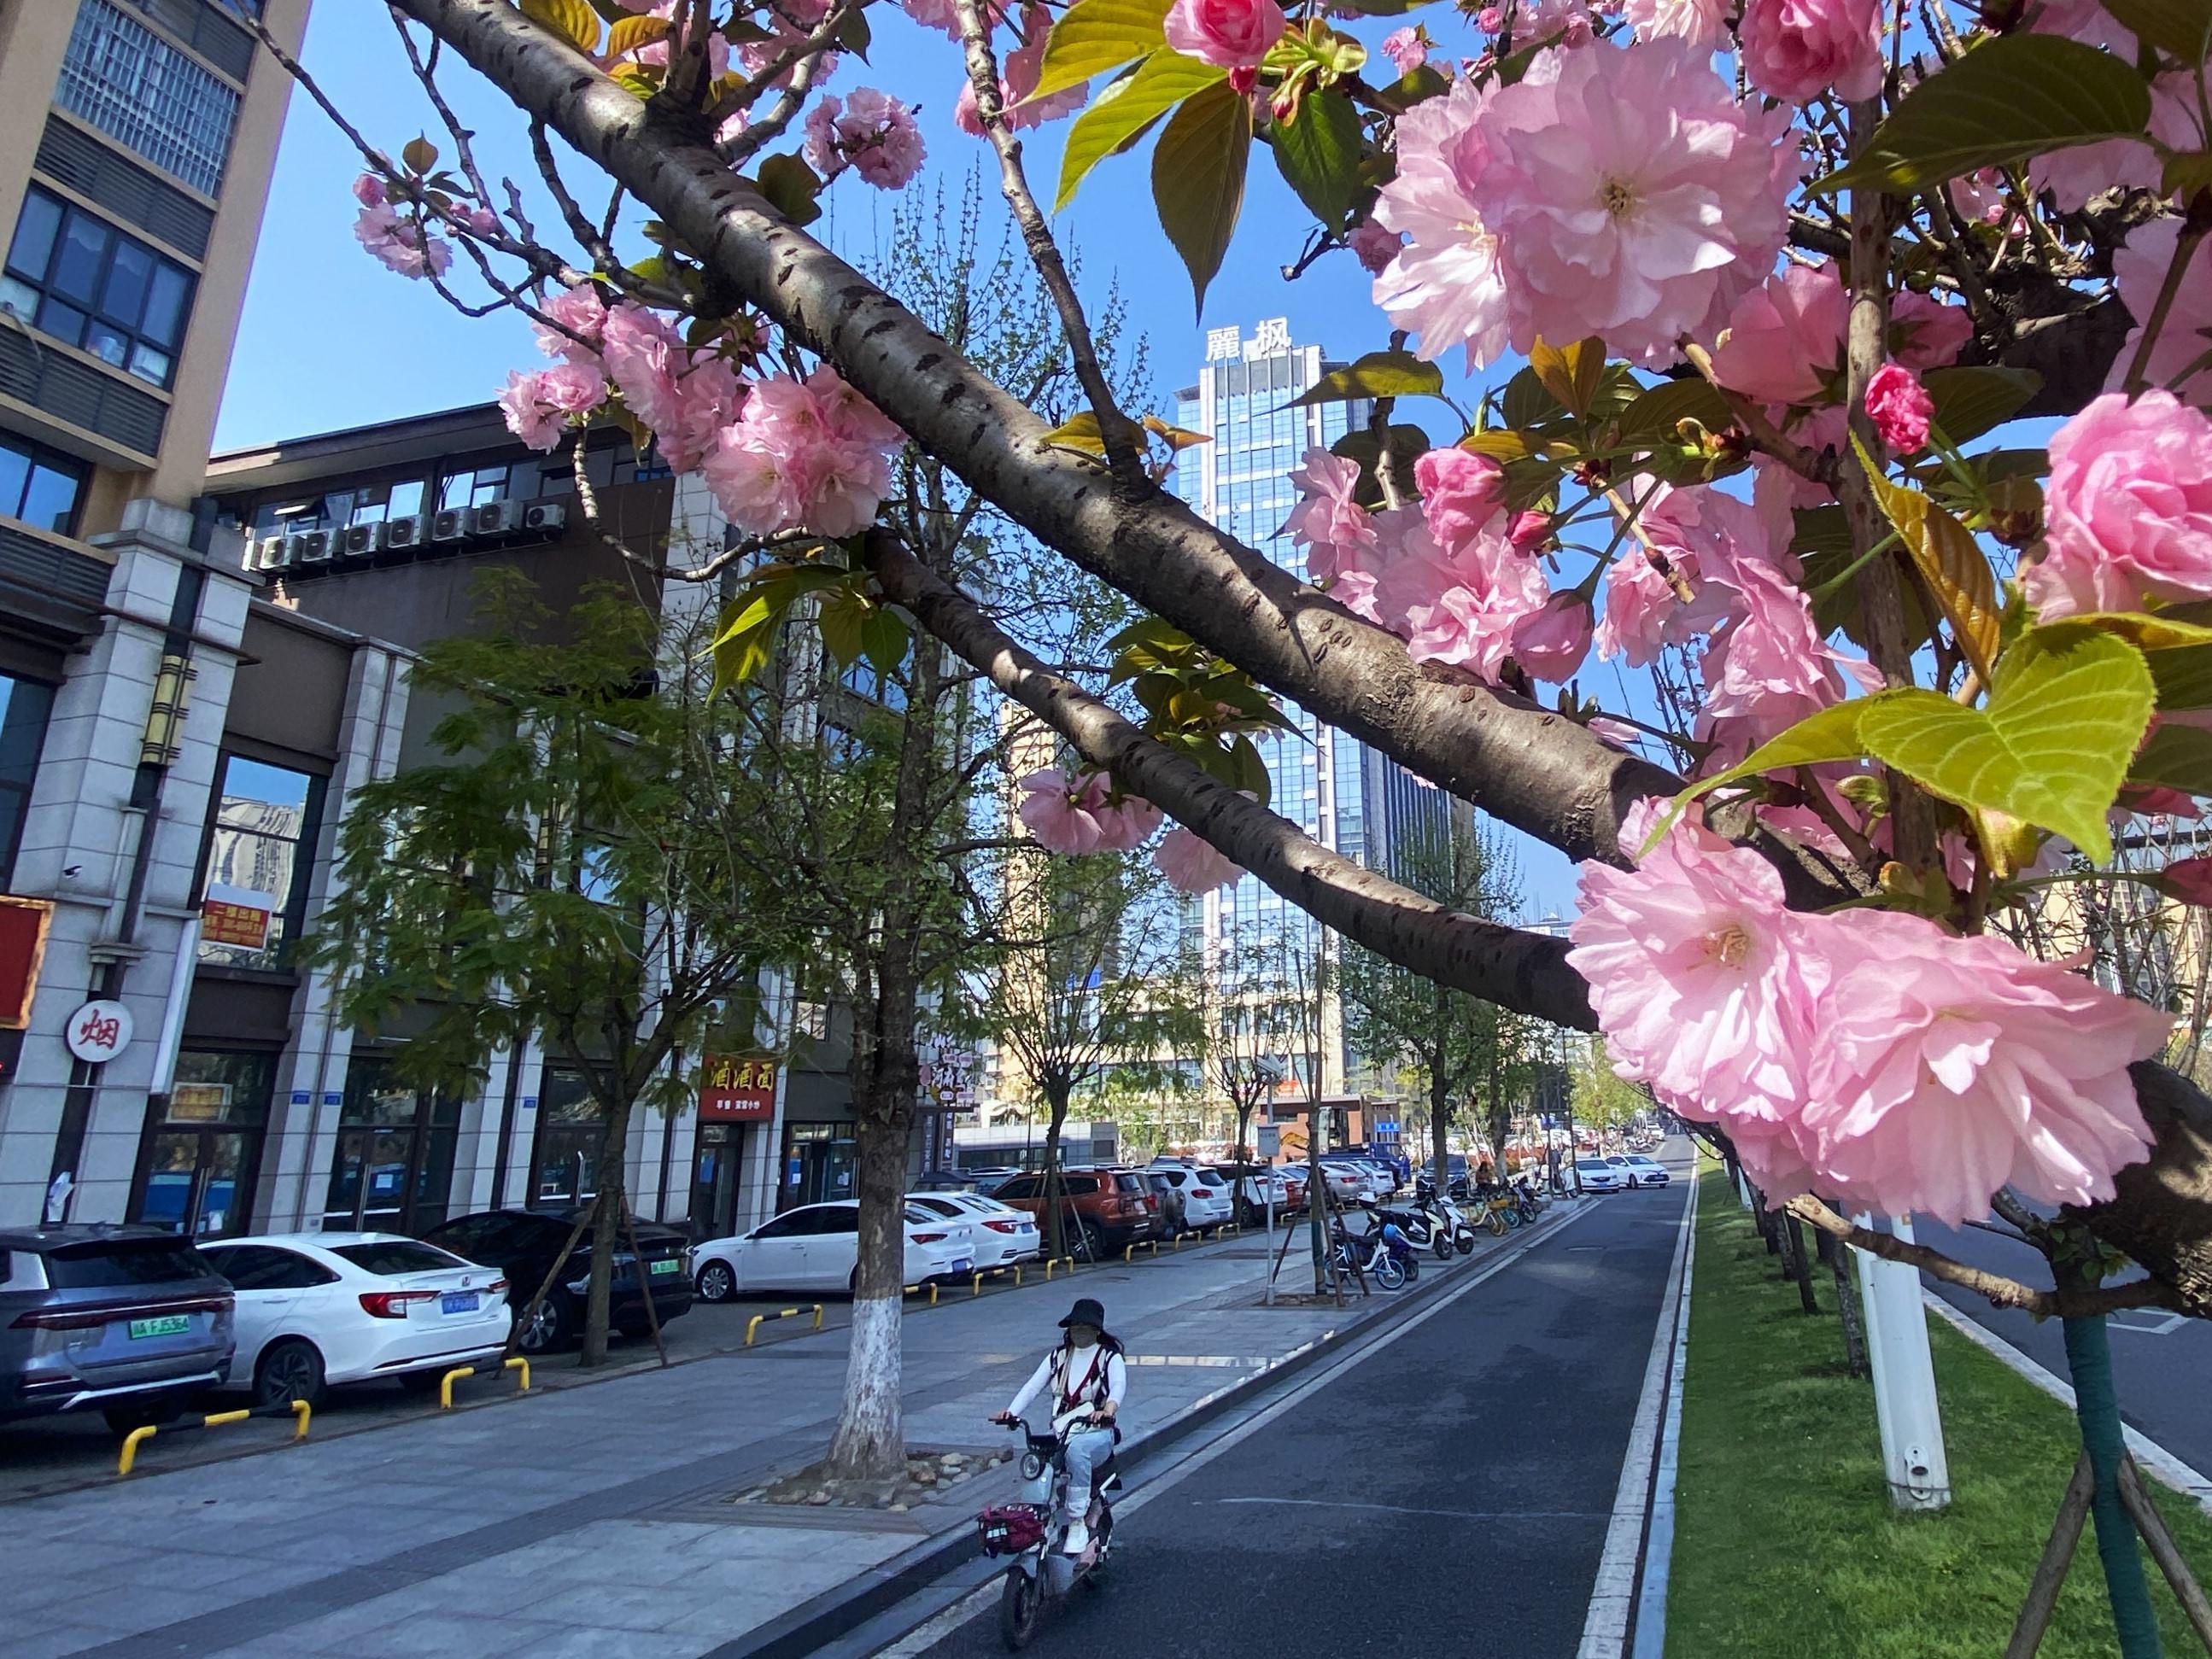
[0,674,56,889]
[3,187,196,388]
[57,1,241,196]
[0,432,90,536]
[204,1244,336,1290]
[996,1177,1039,1200]
[437,460,544,511]
[749,1212,805,1241]
[198,755,323,971]
[330,1241,464,1276]
[44,1238,209,1288]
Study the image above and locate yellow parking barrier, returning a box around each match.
[204,1408,249,1428]
[505,1356,530,1393]
[811,1304,824,1330]
[745,1306,817,1346]
[1173,1234,1184,1251]
[290,1399,312,1440]
[1145,1241,1161,1256]
[116,1406,262,1476]
[1123,1244,1135,1264]
[746,1313,768,1345]
[1011,1266,1023,1287]
[440,1365,476,1408]
[1045,1259,1058,1281]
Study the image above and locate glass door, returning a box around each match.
[132,1050,272,1239]
[692,1123,742,1237]
[322,1060,459,1233]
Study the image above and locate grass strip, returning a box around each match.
[1666,1164,2212,1657]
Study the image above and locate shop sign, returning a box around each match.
[700,1053,777,1121]
[65,999,134,1064]
[201,884,278,950]
[170,1083,231,1122]
[0,897,53,1030]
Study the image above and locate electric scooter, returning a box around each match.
[977,1408,1121,1650]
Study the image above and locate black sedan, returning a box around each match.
[419,1209,691,1353]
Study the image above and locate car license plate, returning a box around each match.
[441,1292,479,1314]
[649,1258,680,1276]
[127,1314,190,1340]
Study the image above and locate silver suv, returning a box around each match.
[0,1225,235,1434]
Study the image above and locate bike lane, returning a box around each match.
[909,1163,1694,1658]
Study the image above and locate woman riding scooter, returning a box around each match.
[992,1296,1126,1557]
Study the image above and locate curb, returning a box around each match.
[705,1202,1589,1659]
[1921,1291,2212,1516]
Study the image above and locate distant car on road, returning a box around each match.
[199,1233,509,1408]
[690,1200,973,1299]
[1616,1155,1671,1189]
[0,1224,235,1434]
[420,1208,692,1353]
[1145,1165,1235,1234]
[1574,1158,1629,1193]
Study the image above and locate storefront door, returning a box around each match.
[692,1123,742,1237]
[530,1065,606,1208]
[131,1050,272,1239]
[780,1121,855,1211]
[322,1059,459,1234]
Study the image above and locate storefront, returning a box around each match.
[781,1120,856,1210]
[321,1054,459,1234]
[530,1063,607,1208]
[130,1049,273,1239]
[692,1054,775,1236]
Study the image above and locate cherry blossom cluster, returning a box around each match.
[1016,768,1246,896]
[803,89,928,190]
[1568,803,2174,1224]
[350,172,454,282]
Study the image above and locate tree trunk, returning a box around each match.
[1430,1067,1451,1194]
[1040,1078,1071,1261]
[1785,1214,1820,1314]
[580,1089,638,1368]
[1819,1223,1870,1377]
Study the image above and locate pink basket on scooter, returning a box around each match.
[977,1504,1049,1556]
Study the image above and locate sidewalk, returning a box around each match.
[0,1219,1501,1659]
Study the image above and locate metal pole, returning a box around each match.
[1852,1213,1952,1511]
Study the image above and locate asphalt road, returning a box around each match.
[1912,1215,2212,1479]
[908,1163,1693,1658]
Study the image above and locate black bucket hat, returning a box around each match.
[1058,1296,1108,1332]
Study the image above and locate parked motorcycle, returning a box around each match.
[1413,1179,1478,1256]
[978,1411,1120,1650]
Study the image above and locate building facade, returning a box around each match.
[1169,318,1463,1122]
[0,0,312,1229]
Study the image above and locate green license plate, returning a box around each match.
[650,1258,681,1276]
[126,1314,191,1340]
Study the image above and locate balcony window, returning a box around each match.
[57,1,241,196]
[3,187,195,388]
[0,431,88,535]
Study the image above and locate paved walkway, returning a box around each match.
[0,1218,1496,1658]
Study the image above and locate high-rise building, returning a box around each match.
[0,0,311,1226]
[1168,318,1463,1119]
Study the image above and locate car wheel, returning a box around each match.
[696,1260,736,1303]
[102,1397,187,1436]
[253,1338,327,1411]
[513,1290,576,1354]
[1080,1220,1106,1261]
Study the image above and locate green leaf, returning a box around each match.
[1032,0,1173,103]
[1056,52,1222,211]
[2129,721,2212,796]
[520,0,603,53]
[1368,63,1448,113]
[817,593,866,668]
[1043,410,1109,455]
[1460,429,1536,462]
[1500,366,1563,432]
[1289,348,1443,407]
[1615,377,1735,444]
[2151,644,2212,709]
[2100,0,2212,65]
[756,153,823,227]
[1529,336,1606,422]
[1922,365,2043,444]
[1817,35,2152,195]
[1152,80,1252,316]
[833,4,872,59]
[1272,87,1364,234]
[860,608,909,675]
[1856,628,2156,863]
[606,13,670,55]
[1852,434,2001,686]
[1645,700,1878,851]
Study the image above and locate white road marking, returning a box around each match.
[1214,1496,1606,1522]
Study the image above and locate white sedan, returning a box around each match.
[1574,1158,1630,1193]
[906,1191,1041,1268]
[691,1201,973,1300]
[198,1232,510,1408]
[1617,1154,1671,1189]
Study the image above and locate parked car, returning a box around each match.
[1308,1161,1372,1206]
[1145,1166,1235,1234]
[906,1192,1040,1270]
[420,1209,692,1353]
[1616,1154,1671,1189]
[988,1168,1160,1258]
[690,1201,971,1299]
[196,1233,509,1408]
[0,1224,235,1434]
[1574,1158,1629,1193]
[1210,1164,1294,1224]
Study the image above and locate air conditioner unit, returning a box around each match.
[471,499,520,537]
[254,535,288,572]
[339,520,385,558]
[293,529,332,564]
[430,507,468,542]
[384,514,425,552]
[522,499,566,534]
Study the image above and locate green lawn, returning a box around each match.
[1665,1164,2212,1657]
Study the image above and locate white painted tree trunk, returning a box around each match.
[826,1293,903,1477]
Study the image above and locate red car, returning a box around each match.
[987,1168,1161,1259]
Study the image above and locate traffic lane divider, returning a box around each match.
[116,1398,311,1477]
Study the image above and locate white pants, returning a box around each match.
[1062,1428,1115,1516]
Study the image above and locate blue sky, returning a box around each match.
[214,3,1583,915]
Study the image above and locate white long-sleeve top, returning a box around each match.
[1007,1341,1127,1421]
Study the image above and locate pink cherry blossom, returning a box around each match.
[1372,522,1550,681]
[1567,805,1826,1136]
[2025,390,2212,620]
[2109,217,2212,406]
[1163,0,1285,71]
[1696,558,1871,766]
[1864,363,1934,455]
[1507,511,1552,554]
[1712,263,1847,406]
[1003,9,1089,125]
[599,301,683,434]
[1738,0,1883,103]
[1017,769,1107,855]
[1893,290,1972,372]
[806,89,928,189]
[1092,789,1166,851]
[353,204,452,281]
[1370,75,1511,371]
[1414,447,1507,552]
[497,361,608,453]
[1622,0,1729,45]
[1285,447,1378,587]
[1594,482,1776,667]
[534,283,611,364]
[1380,26,1427,71]
[1800,911,2170,1225]
[807,366,904,450]
[352,172,386,208]
[1468,39,1799,365]
[1156,826,1244,894]
[1347,221,1404,275]
[1512,590,1594,681]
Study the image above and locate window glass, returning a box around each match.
[0,672,56,889]
[2,188,196,388]
[199,755,323,971]
[331,1241,463,1276]
[57,1,241,196]
[996,1177,1037,1200]
[817,1206,860,1235]
[4,192,61,282]
[141,263,190,347]
[45,1239,211,1287]
[750,1213,805,1240]
[50,212,108,304]
[101,239,154,324]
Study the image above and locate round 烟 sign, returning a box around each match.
[65,999,134,1064]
